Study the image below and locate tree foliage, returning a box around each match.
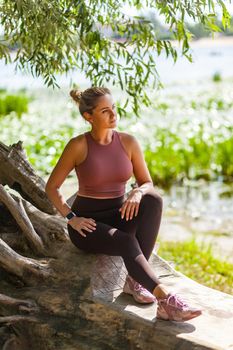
[0,0,231,116]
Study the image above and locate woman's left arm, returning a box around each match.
[119,135,154,221]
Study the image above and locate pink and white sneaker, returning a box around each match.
[123,275,156,304]
[157,293,202,321]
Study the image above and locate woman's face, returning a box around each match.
[84,94,117,129]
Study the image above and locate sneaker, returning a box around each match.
[157,293,202,321]
[123,275,157,304]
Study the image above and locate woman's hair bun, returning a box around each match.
[70,89,83,103]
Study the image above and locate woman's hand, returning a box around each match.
[68,216,96,237]
[119,189,143,221]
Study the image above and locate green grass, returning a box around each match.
[159,238,233,295]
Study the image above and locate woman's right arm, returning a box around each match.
[45,137,96,237]
[45,138,78,218]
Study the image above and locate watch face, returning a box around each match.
[67,212,75,220]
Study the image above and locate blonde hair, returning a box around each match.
[70,87,111,116]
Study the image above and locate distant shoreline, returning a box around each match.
[190,35,233,47]
[113,35,233,52]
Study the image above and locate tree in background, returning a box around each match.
[142,9,233,40]
[0,0,231,116]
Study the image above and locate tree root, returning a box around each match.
[0,293,39,314]
[0,315,38,325]
[0,141,56,214]
[0,185,46,255]
[0,238,55,284]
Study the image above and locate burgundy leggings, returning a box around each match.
[67,188,163,294]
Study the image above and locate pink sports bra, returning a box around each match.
[75,130,133,198]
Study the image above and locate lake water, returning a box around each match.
[1,38,233,89]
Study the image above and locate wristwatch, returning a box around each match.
[66,211,76,220]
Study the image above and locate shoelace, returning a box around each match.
[127,276,151,294]
[133,282,147,293]
[166,294,188,309]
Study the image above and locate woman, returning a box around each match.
[45,87,202,322]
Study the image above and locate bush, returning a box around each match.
[0,93,30,117]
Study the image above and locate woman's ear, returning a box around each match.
[83,111,93,124]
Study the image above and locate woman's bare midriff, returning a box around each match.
[76,192,124,199]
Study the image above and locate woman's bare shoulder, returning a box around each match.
[117,131,138,145]
[68,134,86,148]
[117,131,139,159]
[66,133,87,165]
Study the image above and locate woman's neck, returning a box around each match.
[90,129,114,145]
